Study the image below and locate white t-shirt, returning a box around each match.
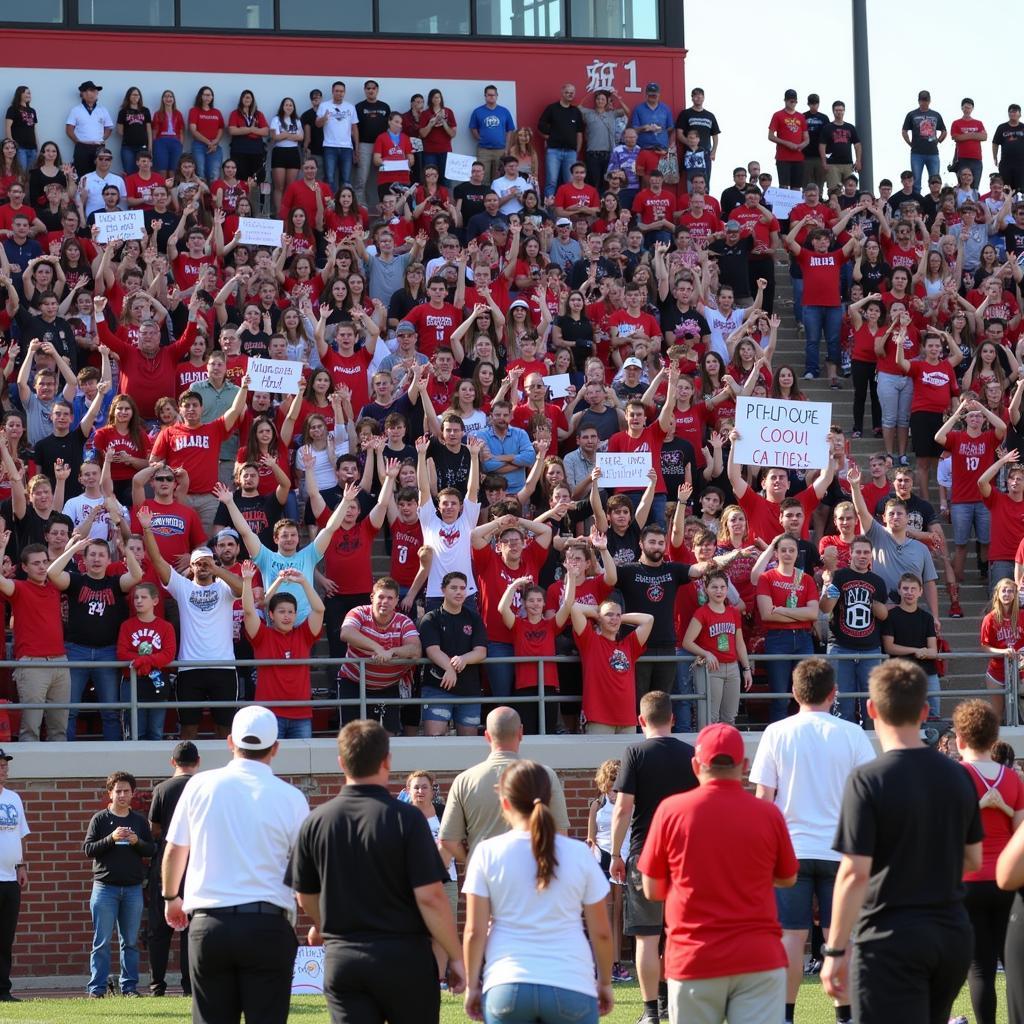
[426,814,457,881]
[165,570,236,663]
[80,171,127,217]
[0,787,29,880]
[420,499,481,597]
[65,103,114,145]
[166,758,308,913]
[491,174,533,215]
[748,710,876,861]
[62,493,129,541]
[463,830,609,996]
[269,116,300,148]
[317,101,357,149]
[703,304,744,363]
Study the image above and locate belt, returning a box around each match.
[191,901,288,917]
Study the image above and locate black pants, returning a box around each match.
[634,645,676,708]
[965,880,1013,1024]
[776,161,802,190]
[231,152,266,183]
[586,151,610,190]
[324,593,370,663]
[0,880,20,997]
[851,918,972,1024]
[324,936,437,1024]
[188,910,296,1024]
[1005,892,1024,1024]
[1000,162,1024,193]
[517,689,559,735]
[148,870,190,995]
[73,142,100,176]
[851,359,881,433]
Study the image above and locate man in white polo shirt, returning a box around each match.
[316,80,359,194]
[162,706,309,1024]
[0,749,28,1004]
[65,80,114,176]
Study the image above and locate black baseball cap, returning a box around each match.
[0,749,11,762]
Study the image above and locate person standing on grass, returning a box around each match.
[0,749,28,1004]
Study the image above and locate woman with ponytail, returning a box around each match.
[463,759,614,1023]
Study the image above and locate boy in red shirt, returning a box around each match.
[634,169,678,247]
[768,89,809,189]
[117,582,176,741]
[241,563,325,740]
[554,162,601,220]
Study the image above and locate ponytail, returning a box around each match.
[530,798,558,891]
[500,760,559,890]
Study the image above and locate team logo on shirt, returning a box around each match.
[0,803,20,829]
[609,650,630,673]
[438,526,461,548]
[463,624,473,635]
[920,371,951,387]
[646,583,664,602]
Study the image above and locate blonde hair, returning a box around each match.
[990,577,1020,637]
[594,758,620,794]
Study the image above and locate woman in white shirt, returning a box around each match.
[463,760,613,1023]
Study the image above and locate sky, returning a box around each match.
[683,0,1024,193]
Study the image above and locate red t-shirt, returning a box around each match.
[607,421,667,494]
[8,580,64,658]
[130,500,206,568]
[390,518,424,587]
[372,132,413,186]
[280,178,335,226]
[796,247,846,307]
[418,108,457,153]
[738,487,815,545]
[172,252,220,291]
[472,542,547,645]
[511,403,568,437]
[943,429,998,505]
[554,182,600,212]
[985,492,1024,561]
[951,117,986,161]
[980,611,1024,684]
[125,172,159,210]
[690,604,742,663]
[545,576,612,625]
[188,107,224,142]
[672,404,709,468]
[818,533,852,571]
[92,426,152,482]
[875,327,920,376]
[117,615,176,674]
[676,209,721,247]
[150,418,231,495]
[860,481,891,519]
[904,359,959,414]
[250,620,319,719]
[769,108,808,162]
[177,362,209,395]
[609,309,662,342]
[729,204,780,251]
[511,616,560,691]
[316,512,378,595]
[851,324,883,364]
[789,202,837,244]
[321,347,372,416]
[756,567,818,631]
[638,780,797,980]
[403,302,463,359]
[234,447,292,496]
[575,626,644,727]
[961,759,1024,881]
[634,189,678,226]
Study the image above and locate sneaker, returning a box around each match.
[0,994,21,1002]
[830,378,841,390]
[634,1013,659,1024]
[88,993,105,999]
[804,957,823,975]
[122,990,142,998]
[658,1002,670,1021]
[439,980,449,992]
[803,372,816,380]
[949,600,963,618]
[612,964,633,983]
[851,430,862,439]
[873,427,883,438]
[949,1017,969,1024]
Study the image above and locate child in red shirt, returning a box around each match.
[117,582,177,741]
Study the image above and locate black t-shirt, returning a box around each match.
[820,121,860,164]
[149,773,191,875]
[454,181,489,225]
[880,606,936,665]
[857,258,891,294]
[64,570,128,647]
[675,108,720,150]
[660,437,696,499]
[569,257,619,289]
[300,108,323,155]
[606,521,642,566]
[1004,223,1024,259]
[708,236,754,297]
[117,107,151,149]
[215,490,284,549]
[660,301,710,343]
[995,122,1024,164]
[3,500,69,560]
[144,209,176,253]
[427,440,471,496]
[287,783,447,941]
[554,314,595,356]
[719,185,746,219]
[802,110,830,157]
[615,560,692,648]
[34,430,86,500]
[615,735,698,860]
[5,105,37,148]
[829,567,886,649]
[418,605,487,693]
[834,747,982,937]
[577,405,619,442]
[355,100,391,144]
[872,492,936,534]
[13,307,78,373]
[902,109,946,155]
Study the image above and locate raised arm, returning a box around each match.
[212,480,262,557]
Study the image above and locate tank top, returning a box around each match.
[594,795,629,858]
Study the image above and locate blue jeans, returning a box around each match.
[673,651,695,733]
[89,881,143,995]
[191,145,222,182]
[120,147,140,175]
[483,982,598,1024]
[324,146,353,192]
[152,136,182,172]
[829,643,881,725]
[624,490,667,529]
[926,673,941,719]
[275,716,312,739]
[802,305,843,376]
[118,679,165,741]
[544,148,578,198]
[67,643,121,741]
[910,153,940,194]
[16,148,37,170]
[791,275,804,327]
[764,630,814,722]
[487,640,515,699]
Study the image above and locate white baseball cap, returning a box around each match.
[231,706,279,750]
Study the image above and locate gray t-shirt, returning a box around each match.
[366,251,412,305]
[582,108,617,153]
[865,519,938,597]
[24,392,56,446]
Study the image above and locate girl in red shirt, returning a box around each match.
[235,414,293,497]
[980,578,1024,720]
[187,85,224,185]
[767,364,806,402]
[210,158,251,214]
[715,505,759,639]
[418,89,457,177]
[324,185,369,238]
[283,207,317,254]
[847,293,888,439]
[152,90,185,179]
[92,394,153,506]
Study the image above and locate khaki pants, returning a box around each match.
[187,493,221,539]
[15,656,70,741]
[668,968,785,1024]
[477,147,506,184]
[825,163,855,192]
[707,662,741,725]
[585,722,635,735]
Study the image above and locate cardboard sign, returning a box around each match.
[542,373,571,399]
[596,451,652,488]
[763,187,803,219]
[445,152,476,182]
[292,946,325,995]
[94,210,145,243]
[238,217,285,247]
[246,357,304,395]
[733,397,832,470]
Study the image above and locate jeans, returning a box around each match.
[544,148,578,198]
[118,679,165,741]
[673,651,695,733]
[89,881,143,995]
[990,560,1016,596]
[802,305,842,376]
[323,146,353,193]
[275,715,312,739]
[764,629,814,722]
[191,145,222,183]
[624,490,666,529]
[829,643,881,724]
[486,640,515,699]
[152,136,182,172]
[483,982,598,1024]
[120,146,140,175]
[16,148,36,171]
[926,673,941,718]
[910,152,940,193]
[791,274,804,326]
[67,643,121,741]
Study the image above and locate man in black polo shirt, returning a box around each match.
[301,89,324,178]
[610,690,698,1024]
[354,81,390,208]
[290,719,465,1022]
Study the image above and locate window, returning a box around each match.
[279,0,371,31]
[476,0,563,36]
[377,0,469,35]
[570,0,657,39]
[0,0,63,20]
[180,0,271,28]
[78,0,172,24]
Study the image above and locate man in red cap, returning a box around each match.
[639,722,798,1024]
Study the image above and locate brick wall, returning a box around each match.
[11,768,600,984]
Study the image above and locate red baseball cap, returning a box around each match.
[695,723,744,766]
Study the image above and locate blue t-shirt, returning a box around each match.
[469,104,516,149]
[630,102,673,150]
[253,543,321,624]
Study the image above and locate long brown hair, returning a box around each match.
[106,394,147,453]
[500,760,558,890]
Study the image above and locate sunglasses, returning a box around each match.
[154,475,174,482]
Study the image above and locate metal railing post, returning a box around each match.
[1008,653,1021,728]
[696,661,709,730]
[537,658,546,736]
[128,664,138,741]
[358,659,368,720]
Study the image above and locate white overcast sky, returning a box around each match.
[684,0,1024,191]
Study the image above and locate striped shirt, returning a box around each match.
[339,606,418,691]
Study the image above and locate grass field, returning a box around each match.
[0,979,1000,1023]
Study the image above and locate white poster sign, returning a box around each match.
[238,217,285,247]
[763,187,803,219]
[292,946,325,995]
[445,152,476,182]
[542,373,571,399]
[596,451,652,488]
[247,357,304,395]
[95,210,145,242]
[733,397,832,470]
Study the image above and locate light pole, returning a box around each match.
[852,0,873,187]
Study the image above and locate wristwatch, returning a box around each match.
[820,944,846,958]
[161,893,179,900]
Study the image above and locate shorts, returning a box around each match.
[775,858,839,930]
[624,853,664,936]
[271,147,301,170]
[876,371,912,428]
[910,410,944,458]
[951,500,990,546]
[175,668,239,727]
[420,683,481,728]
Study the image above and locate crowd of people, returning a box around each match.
[0,75,1020,743]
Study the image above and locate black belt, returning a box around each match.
[192,901,288,917]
